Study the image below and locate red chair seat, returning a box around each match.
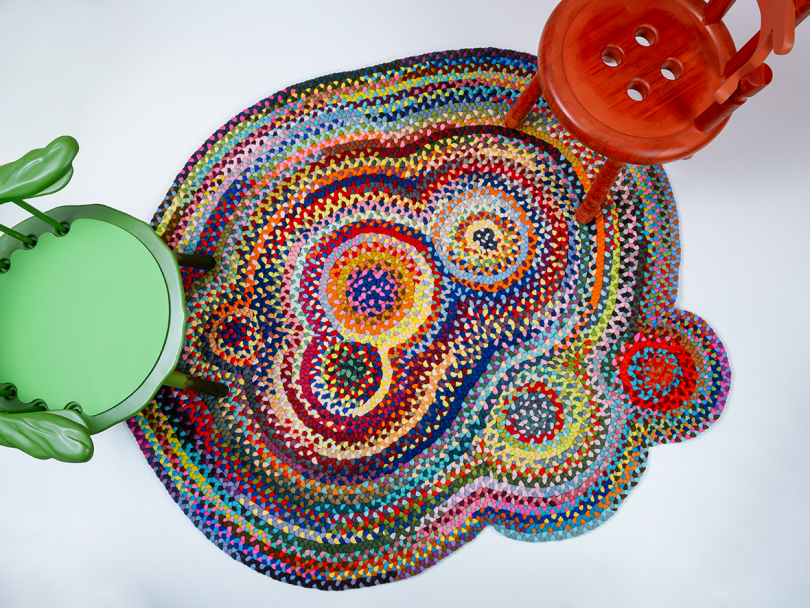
[539,0,737,164]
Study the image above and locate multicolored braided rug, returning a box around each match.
[129,48,730,589]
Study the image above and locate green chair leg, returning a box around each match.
[165,371,228,398]
[173,251,216,270]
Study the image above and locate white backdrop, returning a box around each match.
[1,1,808,606]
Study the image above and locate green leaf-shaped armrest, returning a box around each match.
[0,409,94,462]
[0,136,80,204]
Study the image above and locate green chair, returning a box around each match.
[0,136,227,463]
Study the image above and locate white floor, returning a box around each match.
[1,1,808,606]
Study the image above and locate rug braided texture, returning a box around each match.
[129,48,731,589]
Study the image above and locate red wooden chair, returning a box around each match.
[506,0,809,223]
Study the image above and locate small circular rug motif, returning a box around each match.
[130,48,731,589]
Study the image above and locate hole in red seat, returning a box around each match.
[634,25,658,46]
[626,78,650,101]
[601,45,624,67]
[660,58,683,80]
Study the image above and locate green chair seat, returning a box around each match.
[0,137,226,463]
[0,218,171,415]
[0,205,187,436]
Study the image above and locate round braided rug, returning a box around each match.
[129,48,730,589]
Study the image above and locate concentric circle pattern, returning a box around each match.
[130,48,731,589]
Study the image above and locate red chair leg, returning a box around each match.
[505,72,542,129]
[576,159,625,224]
